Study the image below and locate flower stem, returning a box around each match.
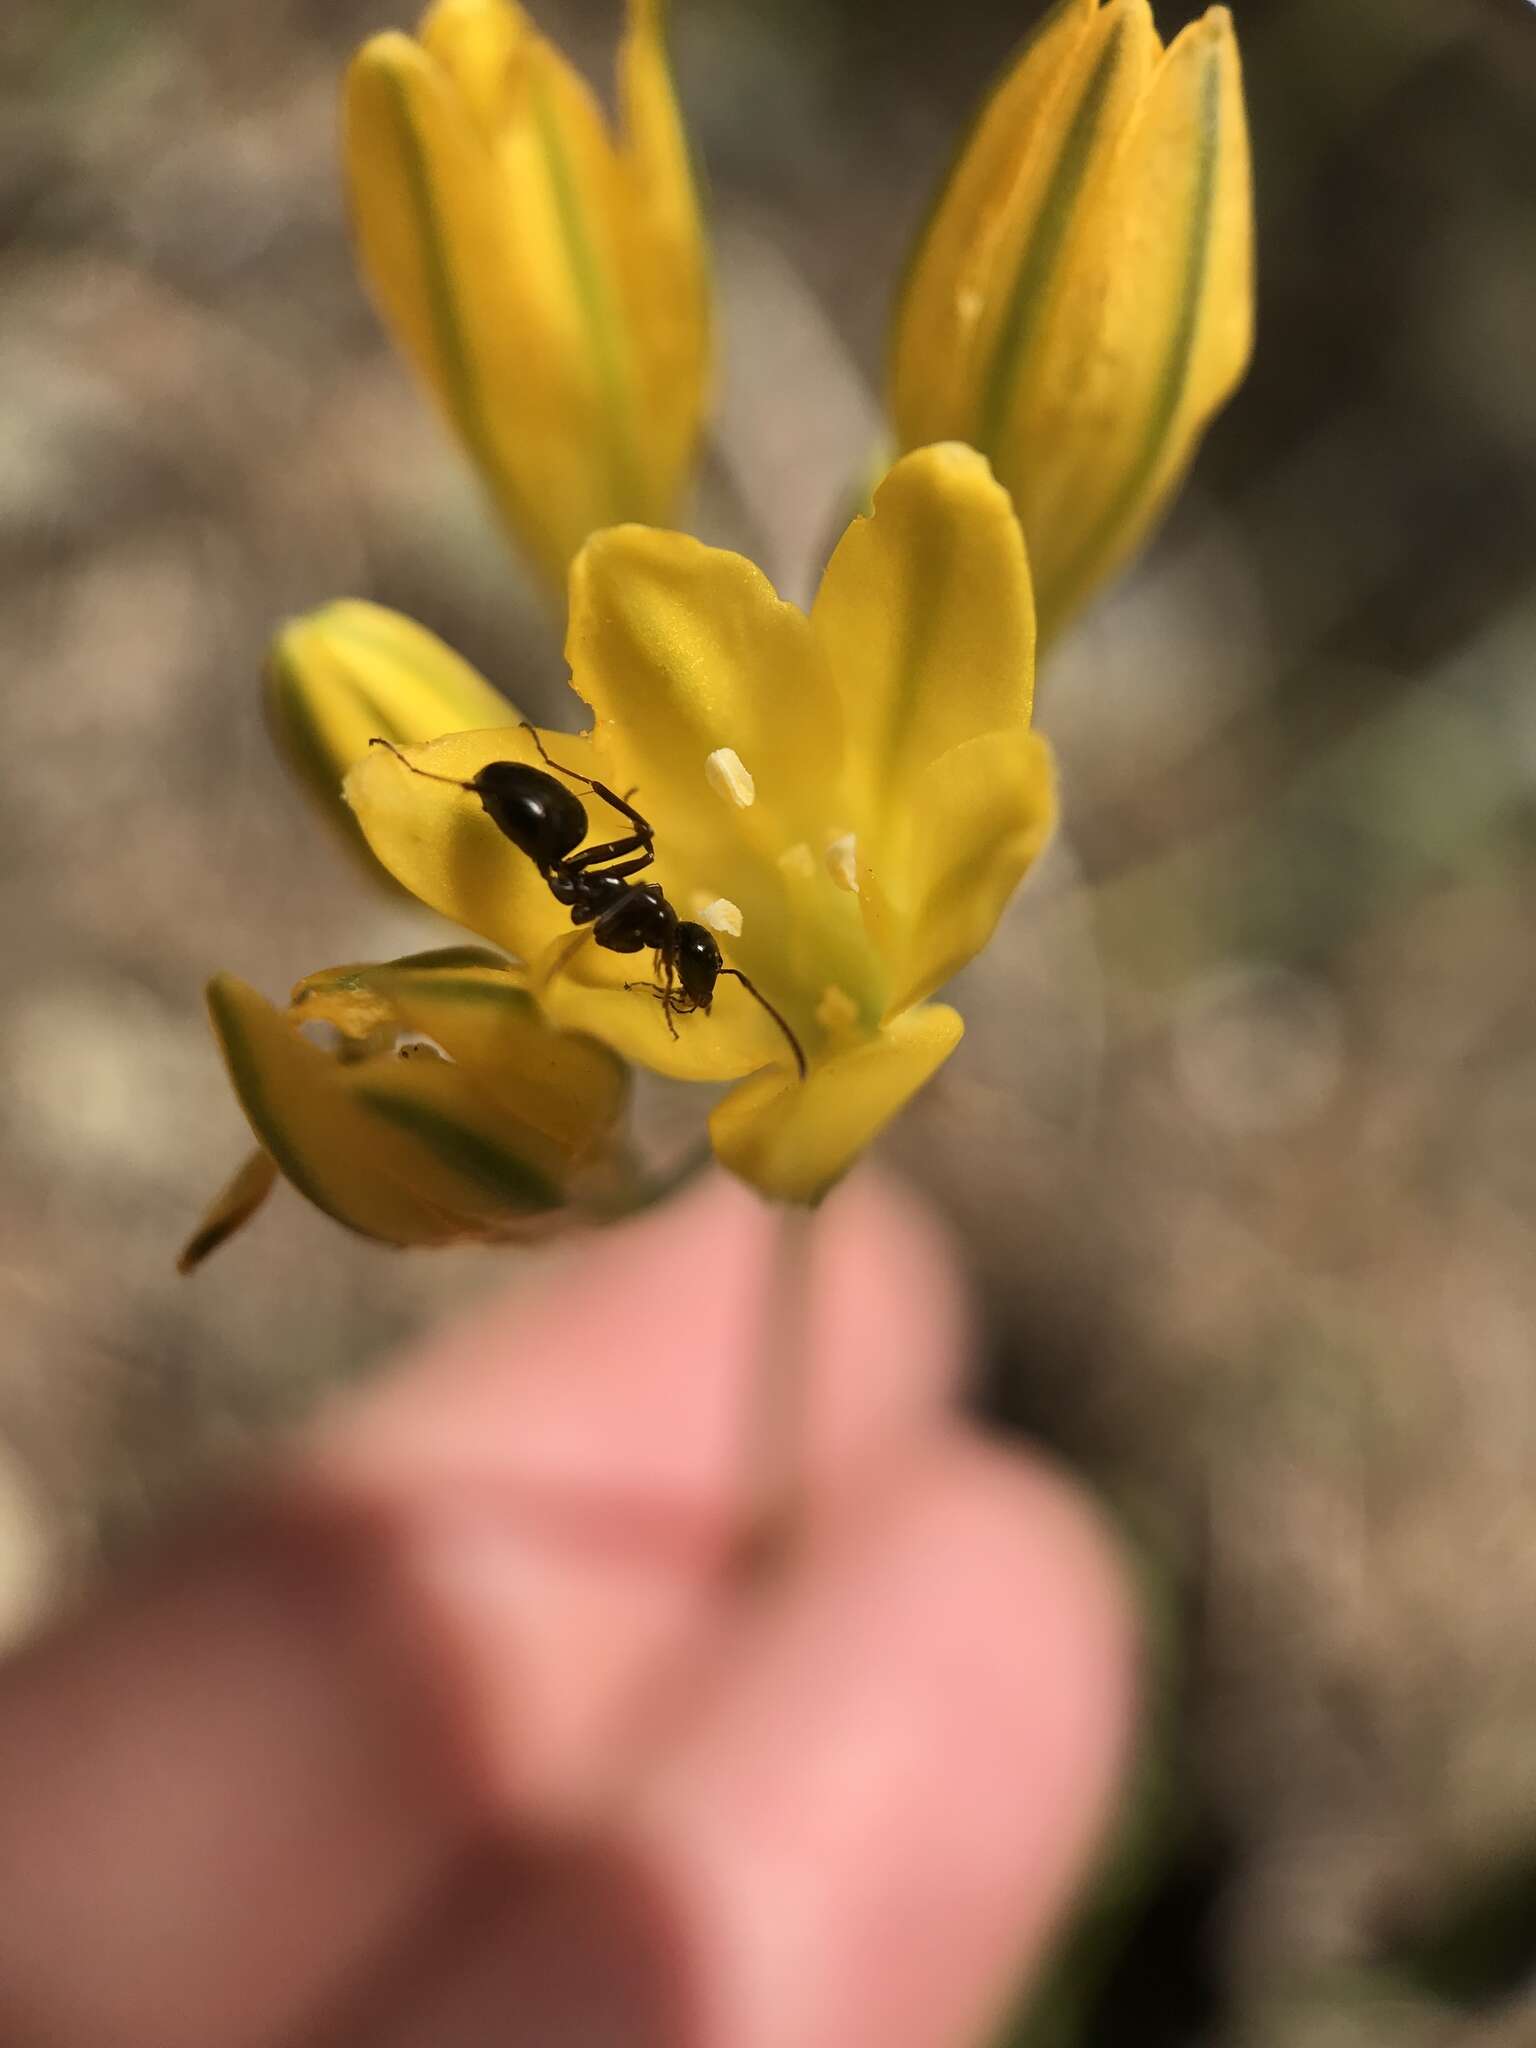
[735,1198,817,1582]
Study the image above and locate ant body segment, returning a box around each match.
[369,727,808,1080]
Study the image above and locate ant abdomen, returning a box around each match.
[472,762,587,871]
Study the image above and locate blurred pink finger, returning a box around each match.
[0,1170,969,2048]
[337,1433,1135,2048]
[315,1167,969,1523]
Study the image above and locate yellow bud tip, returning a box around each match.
[705,747,756,808]
[350,30,426,81]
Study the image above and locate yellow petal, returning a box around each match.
[267,601,518,871]
[613,0,712,512]
[420,0,709,523]
[568,523,839,861]
[566,524,883,1046]
[345,32,557,586]
[289,948,628,1155]
[1030,7,1252,635]
[863,729,1057,1017]
[177,1150,279,1274]
[709,1005,965,1205]
[418,0,528,138]
[534,930,795,1083]
[206,973,585,1247]
[810,445,1036,853]
[346,2,709,596]
[962,0,1159,463]
[345,31,620,591]
[889,0,1098,448]
[286,943,508,1052]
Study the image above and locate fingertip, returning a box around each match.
[611,1429,1138,2048]
[809,1166,974,1399]
[318,1168,970,1520]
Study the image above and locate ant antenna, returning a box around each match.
[720,969,808,1080]
[369,736,475,790]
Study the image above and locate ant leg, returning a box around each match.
[718,968,808,1080]
[621,979,681,1040]
[520,721,655,843]
[564,837,654,879]
[368,737,474,790]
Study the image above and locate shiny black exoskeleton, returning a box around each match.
[370,729,806,1077]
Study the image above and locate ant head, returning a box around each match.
[673,921,722,1004]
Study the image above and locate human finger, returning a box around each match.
[0,1170,969,2048]
[319,1432,1135,2048]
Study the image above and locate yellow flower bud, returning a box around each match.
[180,949,629,1265]
[345,0,712,599]
[889,0,1253,644]
[265,599,517,873]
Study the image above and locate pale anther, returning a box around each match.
[816,984,861,1037]
[705,748,756,809]
[825,833,860,894]
[694,894,744,938]
[778,842,816,881]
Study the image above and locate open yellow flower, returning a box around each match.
[346,0,711,599]
[889,0,1253,645]
[180,948,629,1265]
[344,445,1056,1204]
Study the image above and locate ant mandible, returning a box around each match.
[369,726,808,1079]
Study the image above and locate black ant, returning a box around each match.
[369,727,808,1079]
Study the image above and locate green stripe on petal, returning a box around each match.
[292,950,630,1156]
[208,974,465,1244]
[346,4,709,594]
[203,971,605,1249]
[973,2,1148,458]
[1044,12,1252,631]
[889,0,1096,449]
[352,1083,565,1214]
[527,54,643,516]
[177,1149,279,1273]
[351,39,541,556]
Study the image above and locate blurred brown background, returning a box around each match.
[3,1,1536,2040]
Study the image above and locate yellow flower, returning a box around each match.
[346,0,711,598]
[889,0,1253,645]
[180,947,629,1266]
[344,445,1056,1204]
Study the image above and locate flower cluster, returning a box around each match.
[185,0,1252,1263]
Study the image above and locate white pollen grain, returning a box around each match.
[825,832,860,894]
[695,895,743,938]
[705,748,756,808]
